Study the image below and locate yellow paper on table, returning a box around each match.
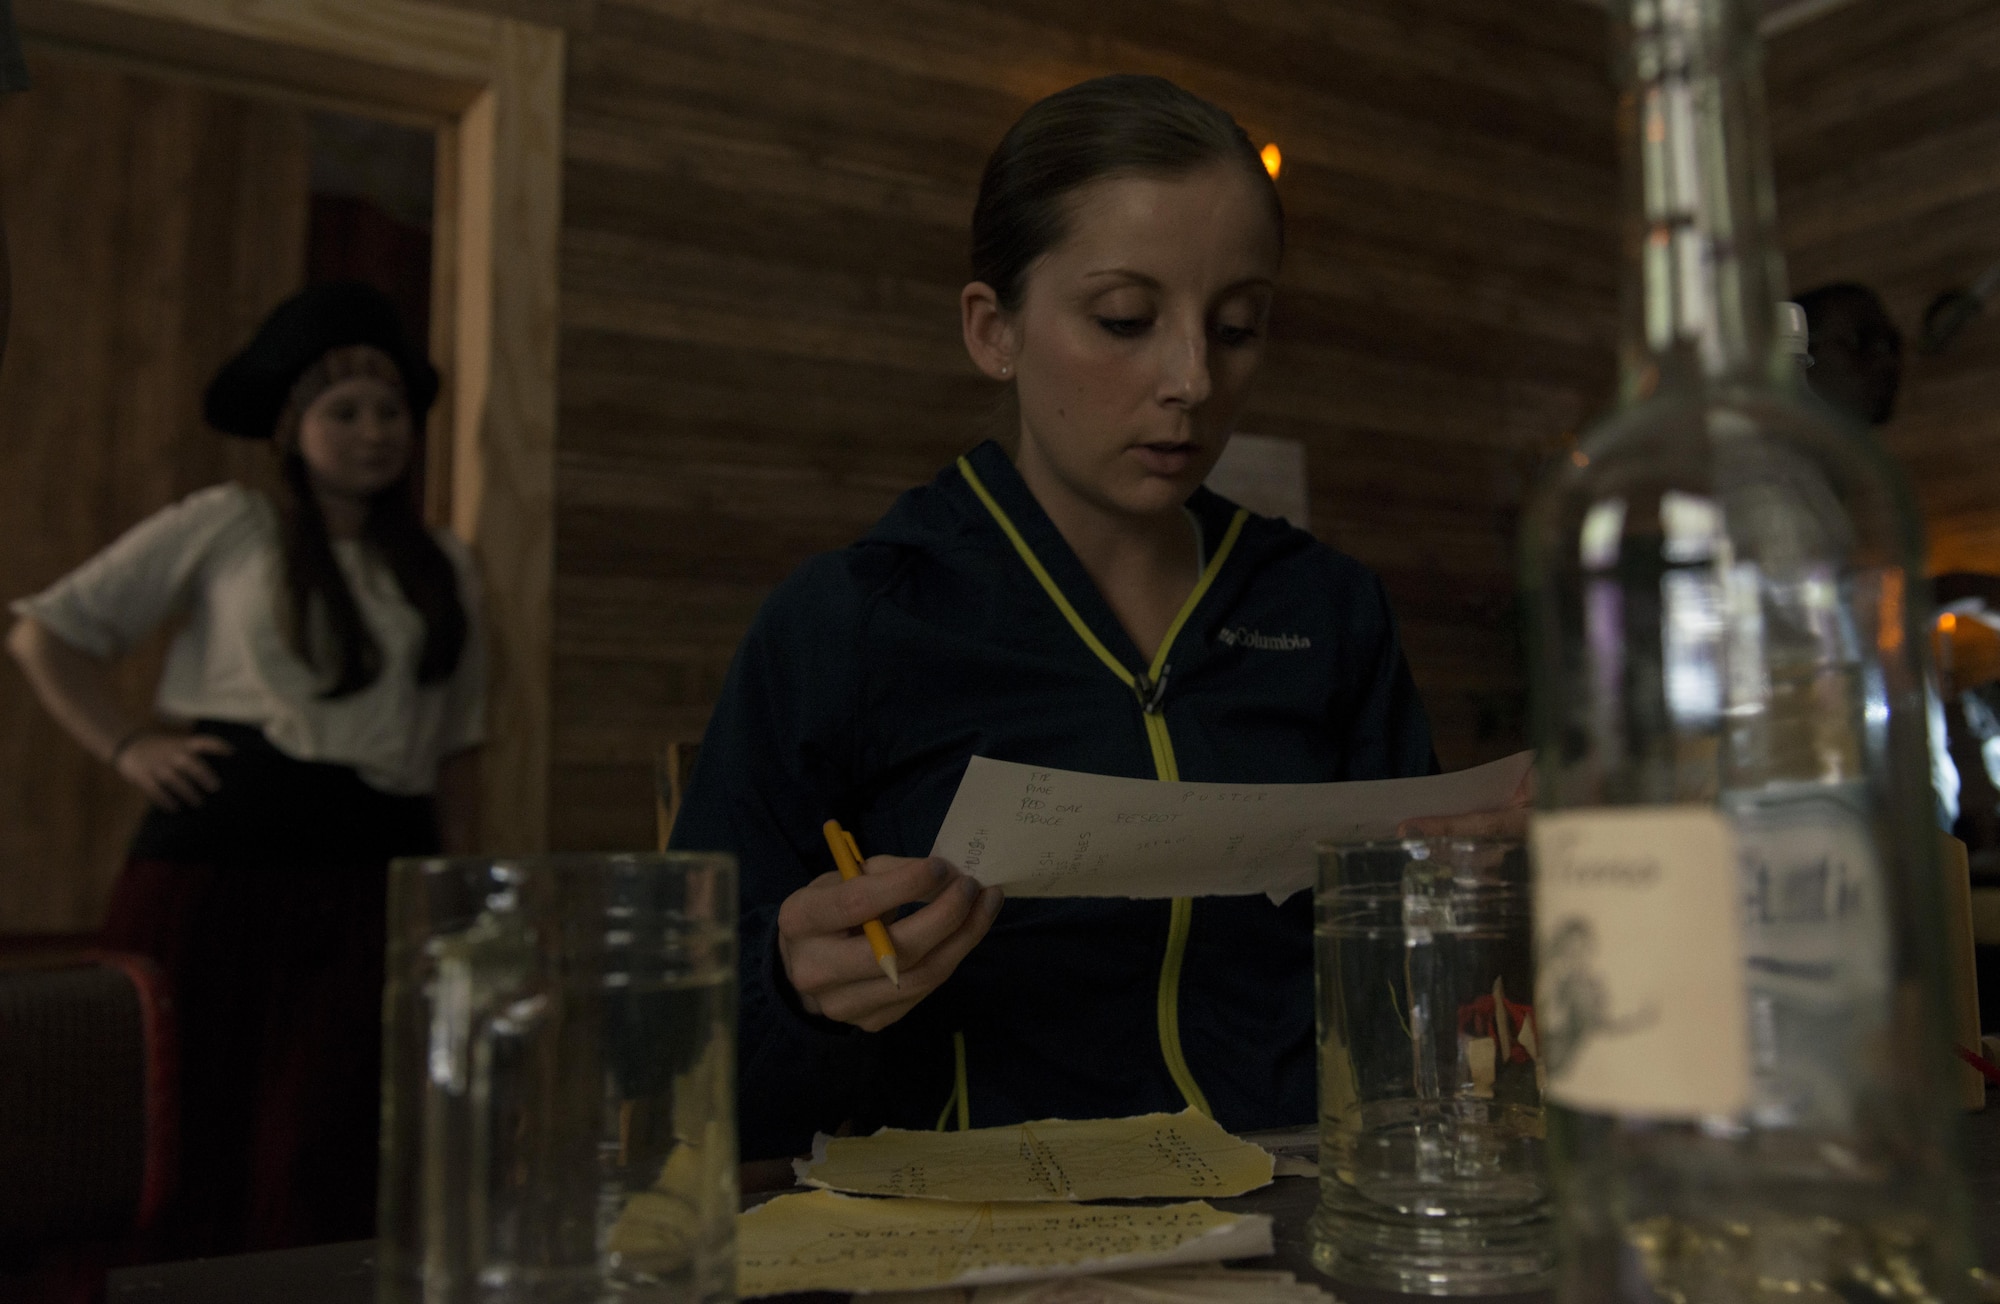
[792,1109,1274,1201]
[737,1190,1273,1297]
[878,1266,1338,1304]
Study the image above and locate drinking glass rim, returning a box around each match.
[390,850,736,874]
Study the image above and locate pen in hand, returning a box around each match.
[821,819,902,987]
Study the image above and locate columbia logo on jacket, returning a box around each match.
[1215,627,1312,651]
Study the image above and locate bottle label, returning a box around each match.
[1730,784,1890,1127]
[1530,807,1752,1117]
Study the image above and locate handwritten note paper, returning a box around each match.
[737,1191,1273,1296]
[878,1265,1338,1304]
[793,1109,1273,1202]
[931,753,1532,902]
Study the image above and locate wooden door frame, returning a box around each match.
[15,0,562,853]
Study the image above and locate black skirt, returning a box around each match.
[103,720,438,1258]
[128,720,436,866]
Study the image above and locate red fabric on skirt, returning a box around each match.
[99,722,437,1259]
[101,857,389,1257]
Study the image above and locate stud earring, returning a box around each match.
[999,364,1011,377]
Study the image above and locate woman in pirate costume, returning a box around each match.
[7,281,484,1253]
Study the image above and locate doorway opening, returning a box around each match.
[0,0,561,935]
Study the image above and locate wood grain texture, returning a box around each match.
[444,18,565,853]
[426,113,465,525]
[16,0,489,124]
[427,0,595,31]
[0,48,307,932]
[1766,0,2000,579]
[37,0,507,83]
[516,0,1622,850]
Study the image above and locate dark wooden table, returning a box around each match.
[108,1092,2000,1304]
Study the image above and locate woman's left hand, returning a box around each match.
[1397,763,1533,840]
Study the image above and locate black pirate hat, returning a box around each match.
[203,281,440,439]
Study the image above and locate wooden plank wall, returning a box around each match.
[530,0,1621,850]
[0,47,306,931]
[1767,0,2000,575]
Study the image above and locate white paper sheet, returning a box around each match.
[930,752,1532,902]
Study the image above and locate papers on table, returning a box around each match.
[930,752,1532,903]
[877,1265,1339,1304]
[737,1190,1274,1296]
[793,1109,1274,1202]
[1237,1127,1318,1180]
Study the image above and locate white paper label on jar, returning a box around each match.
[1530,806,1751,1117]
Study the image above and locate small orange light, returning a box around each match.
[1941,612,1958,633]
[1260,143,1282,179]
[1570,449,1589,467]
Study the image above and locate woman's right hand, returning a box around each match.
[114,731,234,810]
[777,855,1003,1033]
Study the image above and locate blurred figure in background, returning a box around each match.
[5,282,484,1254]
[1795,283,1969,831]
[1796,281,1904,428]
[1934,577,2000,870]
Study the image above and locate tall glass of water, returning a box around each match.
[1309,837,1551,1295]
[378,853,737,1304]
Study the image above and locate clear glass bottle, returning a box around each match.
[1518,1,1977,1301]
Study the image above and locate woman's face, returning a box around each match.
[972,162,1281,520]
[296,375,413,500]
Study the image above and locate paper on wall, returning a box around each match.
[737,1190,1273,1297]
[930,752,1532,903]
[793,1108,1273,1202]
[1203,433,1310,530]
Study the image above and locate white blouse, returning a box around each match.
[11,483,485,795]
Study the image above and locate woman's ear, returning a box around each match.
[960,281,1018,382]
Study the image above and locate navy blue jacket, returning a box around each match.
[671,441,1435,1160]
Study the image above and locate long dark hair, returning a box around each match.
[972,74,1284,311]
[275,355,468,699]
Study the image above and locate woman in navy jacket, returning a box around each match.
[672,75,1437,1161]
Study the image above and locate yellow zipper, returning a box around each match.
[934,1030,971,1130]
[958,456,1243,1116]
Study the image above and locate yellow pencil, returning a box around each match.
[822,818,900,987]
